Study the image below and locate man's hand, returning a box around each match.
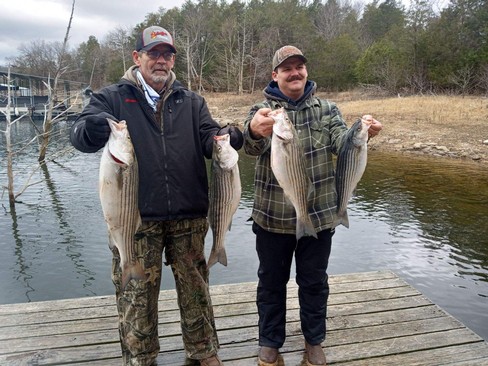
[218,125,244,150]
[85,116,111,145]
[249,108,274,139]
[362,114,383,138]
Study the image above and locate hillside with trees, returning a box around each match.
[6,0,488,95]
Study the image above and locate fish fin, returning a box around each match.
[121,260,145,291]
[207,247,228,268]
[136,215,142,231]
[342,210,350,228]
[107,233,116,250]
[307,180,314,199]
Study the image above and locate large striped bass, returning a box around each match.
[208,133,241,268]
[335,118,370,228]
[269,108,317,240]
[99,119,144,290]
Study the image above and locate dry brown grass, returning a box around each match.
[336,94,488,162]
[203,91,488,165]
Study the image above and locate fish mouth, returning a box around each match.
[214,134,227,141]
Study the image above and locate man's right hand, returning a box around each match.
[85,116,111,145]
[249,108,274,139]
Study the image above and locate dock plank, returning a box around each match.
[0,270,486,365]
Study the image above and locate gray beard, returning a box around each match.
[151,73,168,85]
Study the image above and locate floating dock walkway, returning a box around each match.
[1,270,487,365]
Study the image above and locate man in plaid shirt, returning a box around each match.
[243,45,382,366]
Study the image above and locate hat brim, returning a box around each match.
[141,42,177,54]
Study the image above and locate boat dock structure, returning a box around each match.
[1,270,487,365]
[0,68,89,121]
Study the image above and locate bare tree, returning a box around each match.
[216,13,252,94]
[15,41,59,78]
[178,3,214,93]
[477,64,488,96]
[2,1,79,210]
[1,68,49,208]
[2,68,17,208]
[315,0,347,41]
[105,26,133,74]
[218,17,238,92]
[38,0,76,162]
[237,18,249,95]
[449,65,476,97]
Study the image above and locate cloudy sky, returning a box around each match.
[0,0,185,66]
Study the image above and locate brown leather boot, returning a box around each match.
[258,346,279,366]
[305,341,326,366]
[200,354,224,366]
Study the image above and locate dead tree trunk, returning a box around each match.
[4,68,16,209]
[38,0,75,162]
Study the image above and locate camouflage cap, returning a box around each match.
[272,45,307,70]
[136,26,177,53]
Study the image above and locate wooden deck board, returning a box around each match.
[0,270,486,365]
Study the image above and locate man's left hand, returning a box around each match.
[362,114,383,138]
[218,125,244,150]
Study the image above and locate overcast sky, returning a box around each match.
[0,0,186,67]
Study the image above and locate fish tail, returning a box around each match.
[296,217,318,240]
[208,246,228,268]
[120,261,146,291]
[334,211,350,229]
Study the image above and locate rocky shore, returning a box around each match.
[367,134,488,165]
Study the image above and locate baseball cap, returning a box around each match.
[272,45,307,70]
[136,26,177,53]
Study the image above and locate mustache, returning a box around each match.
[286,75,303,82]
[152,66,169,72]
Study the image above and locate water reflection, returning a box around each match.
[9,204,35,302]
[0,120,487,342]
[40,162,97,295]
[364,152,488,271]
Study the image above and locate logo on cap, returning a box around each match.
[151,30,168,39]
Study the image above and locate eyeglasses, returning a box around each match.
[144,50,174,61]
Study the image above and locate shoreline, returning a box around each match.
[205,92,488,167]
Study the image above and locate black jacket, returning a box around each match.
[70,67,221,221]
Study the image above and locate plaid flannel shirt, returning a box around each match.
[243,85,348,235]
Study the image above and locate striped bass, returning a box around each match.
[208,133,241,268]
[269,108,317,240]
[99,119,144,290]
[335,118,370,228]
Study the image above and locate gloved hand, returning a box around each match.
[85,116,111,145]
[217,125,244,150]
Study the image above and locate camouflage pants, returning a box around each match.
[110,217,220,365]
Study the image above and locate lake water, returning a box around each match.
[1,118,487,342]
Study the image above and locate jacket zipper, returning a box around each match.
[160,91,173,215]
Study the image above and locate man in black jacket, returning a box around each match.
[70,26,242,366]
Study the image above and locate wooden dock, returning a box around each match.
[1,270,487,365]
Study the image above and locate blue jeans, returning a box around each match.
[253,223,333,348]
